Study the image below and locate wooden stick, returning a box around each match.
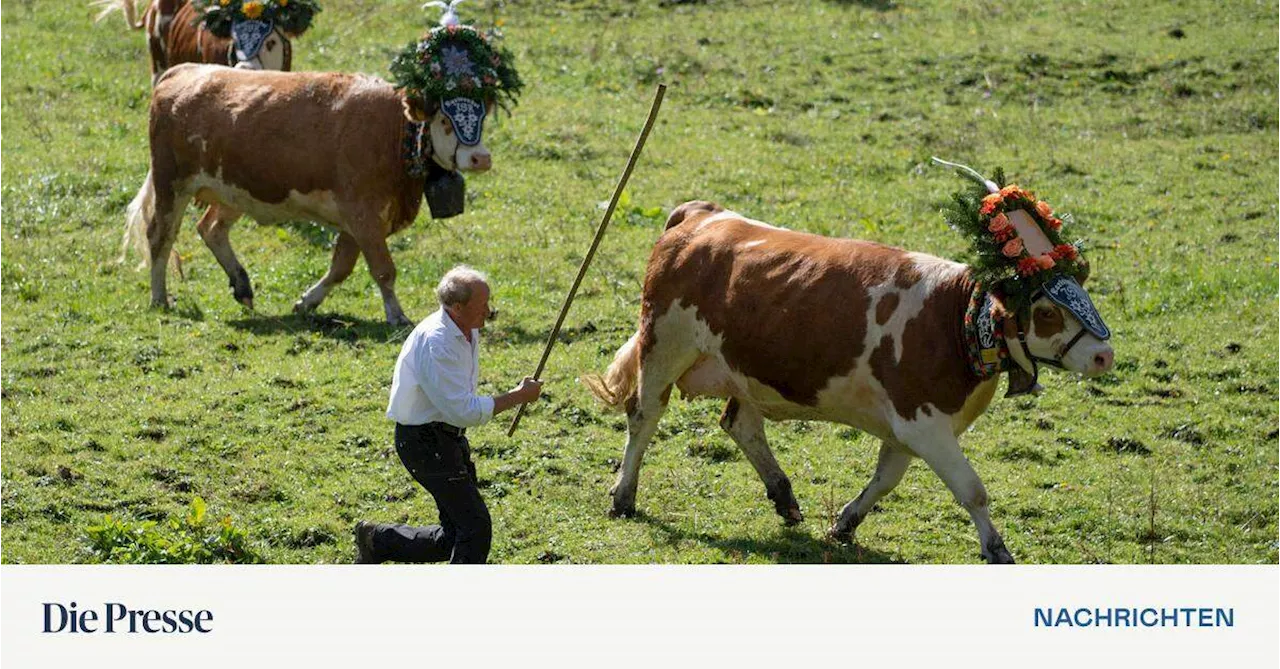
[507,83,666,437]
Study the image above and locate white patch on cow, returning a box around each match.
[694,209,783,233]
[181,174,344,227]
[185,134,208,154]
[741,239,766,249]
[905,251,967,295]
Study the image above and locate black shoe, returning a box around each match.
[353,521,381,564]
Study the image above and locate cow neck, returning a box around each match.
[402,121,432,180]
[961,283,1013,380]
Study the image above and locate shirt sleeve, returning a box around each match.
[419,340,495,427]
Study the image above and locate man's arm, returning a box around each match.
[491,377,542,416]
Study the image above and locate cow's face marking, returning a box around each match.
[1023,295,1114,376]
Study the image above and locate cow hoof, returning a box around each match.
[239,297,255,311]
[387,314,413,327]
[608,503,636,519]
[292,300,315,315]
[150,296,174,310]
[781,507,804,526]
[983,538,1016,564]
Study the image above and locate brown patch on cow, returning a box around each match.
[875,292,899,325]
[868,270,981,421]
[1033,304,1065,338]
[640,205,910,406]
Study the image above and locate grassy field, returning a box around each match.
[1,0,1276,564]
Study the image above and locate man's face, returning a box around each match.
[450,282,491,332]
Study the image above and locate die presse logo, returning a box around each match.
[42,601,213,634]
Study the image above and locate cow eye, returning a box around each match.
[265,39,276,52]
[1035,306,1059,321]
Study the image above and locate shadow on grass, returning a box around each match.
[627,510,906,564]
[227,312,412,343]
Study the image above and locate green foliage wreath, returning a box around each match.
[195,0,321,39]
[389,24,523,110]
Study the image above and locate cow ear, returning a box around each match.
[401,92,435,123]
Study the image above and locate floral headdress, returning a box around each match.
[934,157,1089,313]
[195,0,322,39]
[389,22,523,112]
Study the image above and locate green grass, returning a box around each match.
[2,0,1276,564]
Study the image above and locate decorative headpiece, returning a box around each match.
[196,0,322,44]
[934,157,1101,333]
[388,15,523,114]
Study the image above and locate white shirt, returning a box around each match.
[386,308,496,427]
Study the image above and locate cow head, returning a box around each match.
[1004,273,1114,392]
[228,21,292,72]
[403,95,495,219]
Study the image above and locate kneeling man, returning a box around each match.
[356,266,542,564]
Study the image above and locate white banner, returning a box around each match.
[2,566,1276,668]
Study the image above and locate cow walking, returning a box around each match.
[123,64,495,325]
[94,0,298,85]
[585,200,1115,563]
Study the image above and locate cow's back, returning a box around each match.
[645,206,985,433]
[150,65,420,228]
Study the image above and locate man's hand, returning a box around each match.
[492,377,544,416]
[514,376,543,404]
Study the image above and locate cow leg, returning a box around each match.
[348,226,411,326]
[610,335,696,518]
[718,398,803,525]
[906,432,1014,564]
[195,204,254,309]
[294,232,360,315]
[829,440,912,541]
[147,180,190,309]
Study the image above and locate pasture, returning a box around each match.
[1,0,1276,564]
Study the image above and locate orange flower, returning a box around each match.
[1036,254,1056,270]
[1001,237,1024,258]
[980,193,1003,216]
[1017,257,1040,276]
[987,212,1012,234]
[1053,243,1078,260]
[1046,216,1063,231]
[1035,200,1053,219]
[1000,185,1028,201]
[242,1,264,18]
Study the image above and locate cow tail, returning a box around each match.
[92,0,144,30]
[583,331,641,412]
[121,168,156,269]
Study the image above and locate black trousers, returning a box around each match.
[371,423,492,564]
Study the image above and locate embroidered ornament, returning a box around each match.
[1040,274,1110,339]
[195,0,321,39]
[441,98,485,146]
[232,19,274,60]
[963,288,1009,379]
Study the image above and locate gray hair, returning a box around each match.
[436,265,489,307]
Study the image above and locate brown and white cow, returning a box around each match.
[585,200,1115,563]
[94,0,293,85]
[122,63,494,325]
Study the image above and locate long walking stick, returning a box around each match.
[507,83,666,437]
